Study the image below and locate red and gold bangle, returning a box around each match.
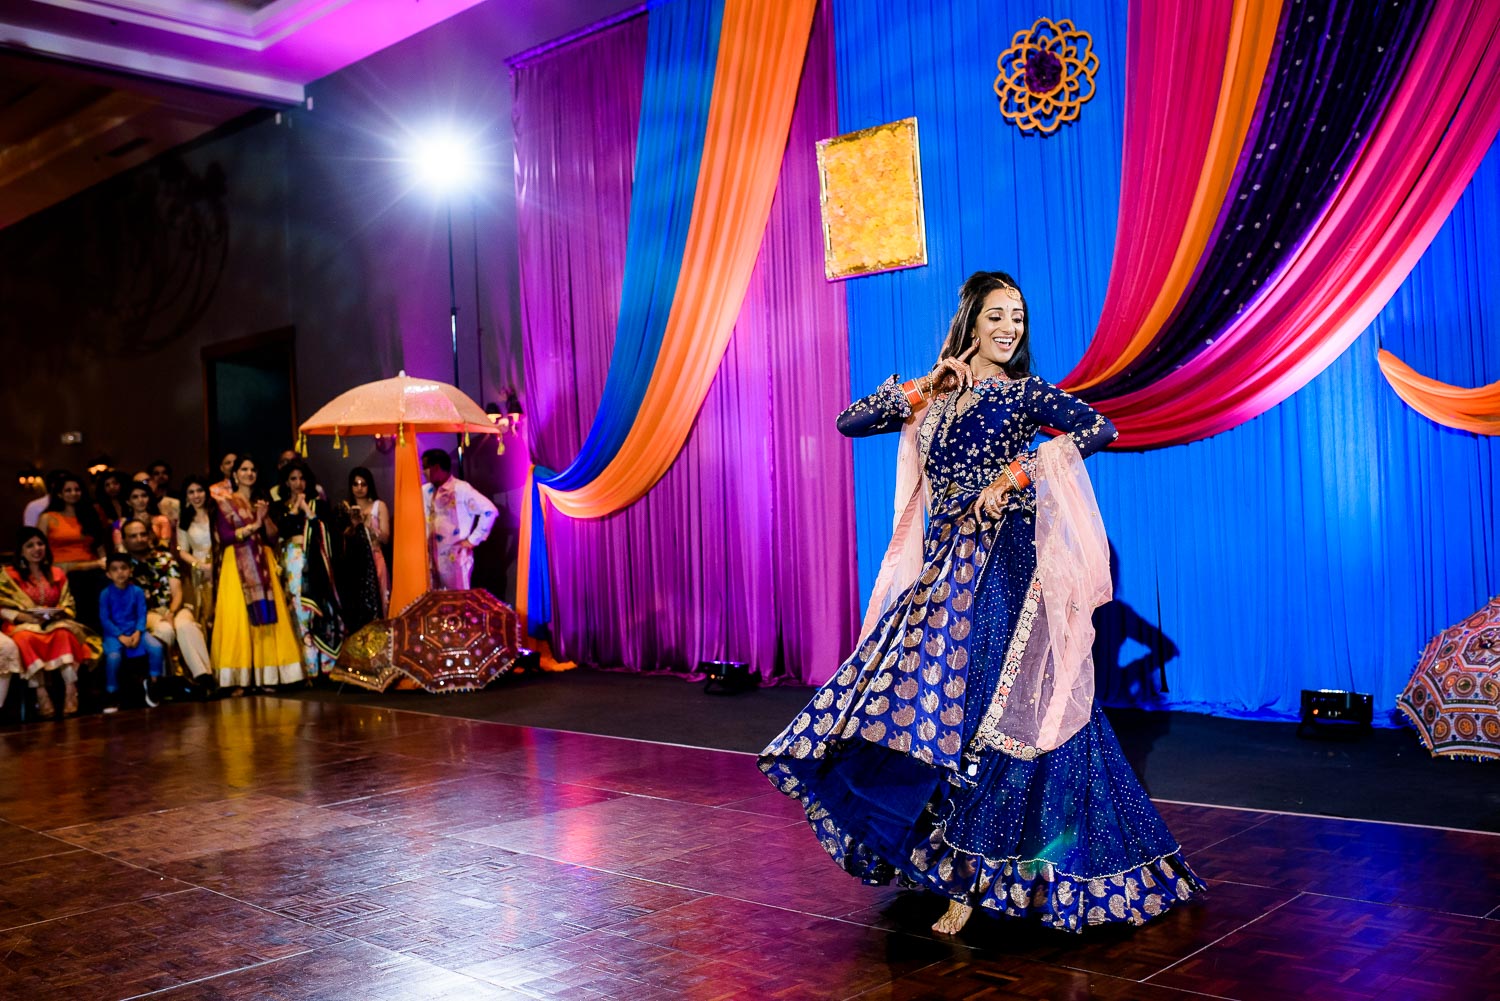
[900,379,925,409]
[1007,460,1030,490]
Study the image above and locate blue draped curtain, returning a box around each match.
[834,0,1500,720]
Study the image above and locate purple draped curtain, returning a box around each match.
[513,1,857,684]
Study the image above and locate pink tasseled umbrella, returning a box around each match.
[298,372,514,614]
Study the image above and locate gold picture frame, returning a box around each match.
[816,117,928,281]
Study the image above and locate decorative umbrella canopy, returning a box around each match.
[330,620,401,693]
[389,588,520,693]
[298,372,503,613]
[299,372,499,438]
[1397,597,1500,761]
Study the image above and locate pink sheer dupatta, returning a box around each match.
[973,435,1111,757]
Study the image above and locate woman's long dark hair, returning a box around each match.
[12,527,53,578]
[278,459,320,511]
[347,466,380,503]
[44,475,107,549]
[937,270,1034,379]
[180,475,212,530]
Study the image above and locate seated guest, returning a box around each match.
[112,481,173,551]
[0,529,101,718]
[421,448,497,591]
[121,519,214,696]
[94,469,128,526]
[37,474,108,628]
[0,632,19,715]
[98,552,165,712]
[23,470,69,528]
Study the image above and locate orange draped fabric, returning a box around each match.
[539,0,816,518]
[517,0,815,628]
[388,435,430,614]
[1378,349,1500,435]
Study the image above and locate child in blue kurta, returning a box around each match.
[99,554,165,711]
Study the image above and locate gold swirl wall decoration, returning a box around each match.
[816,117,928,280]
[994,17,1098,135]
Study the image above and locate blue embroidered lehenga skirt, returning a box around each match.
[760,496,1204,932]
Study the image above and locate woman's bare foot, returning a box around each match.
[62,683,79,716]
[932,900,974,935]
[33,684,56,719]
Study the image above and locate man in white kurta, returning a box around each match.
[421,448,498,591]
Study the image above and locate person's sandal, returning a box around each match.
[62,685,79,716]
[34,685,56,719]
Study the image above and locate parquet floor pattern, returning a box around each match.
[1,698,1496,1000]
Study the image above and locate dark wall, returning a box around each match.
[0,0,636,597]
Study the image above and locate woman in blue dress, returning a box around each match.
[761,271,1202,935]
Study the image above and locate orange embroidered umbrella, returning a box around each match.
[1397,597,1500,761]
[299,372,504,613]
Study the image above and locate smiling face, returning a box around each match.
[234,459,257,489]
[60,480,83,508]
[127,485,152,514]
[969,286,1026,373]
[186,483,206,509]
[20,535,47,567]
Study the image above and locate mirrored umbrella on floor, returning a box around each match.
[329,620,401,692]
[1397,596,1500,761]
[389,588,521,693]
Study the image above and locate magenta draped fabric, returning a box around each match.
[513,2,857,683]
[1099,0,1500,447]
[1061,0,1232,388]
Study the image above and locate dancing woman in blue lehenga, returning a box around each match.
[761,272,1203,935]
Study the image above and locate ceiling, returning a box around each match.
[0,0,491,229]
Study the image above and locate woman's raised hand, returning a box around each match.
[928,345,979,394]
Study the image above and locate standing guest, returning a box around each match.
[22,470,68,528]
[336,466,389,630]
[94,470,128,526]
[273,460,344,678]
[37,474,108,628]
[761,271,1203,935]
[0,529,100,718]
[177,476,217,629]
[421,449,497,591]
[212,452,238,499]
[0,632,20,714]
[121,519,214,696]
[270,448,326,502]
[98,552,166,712]
[147,460,174,505]
[111,481,172,551]
[210,455,302,694]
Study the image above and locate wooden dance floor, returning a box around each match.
[2,698,1497,1000]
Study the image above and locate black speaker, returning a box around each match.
[701,660,755,695]
[1297,688,1373,737]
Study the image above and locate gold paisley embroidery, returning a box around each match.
[860,721,887,742]
[892,704,917,727]
[948,616,971,641]
[895,679,920,700]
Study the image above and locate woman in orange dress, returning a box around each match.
[0,529,101,717]
[110,480,174,551]
[36,473,108,629]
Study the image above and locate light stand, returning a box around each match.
[445,200,463,477]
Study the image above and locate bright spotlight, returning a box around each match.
[410,132,479,194]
